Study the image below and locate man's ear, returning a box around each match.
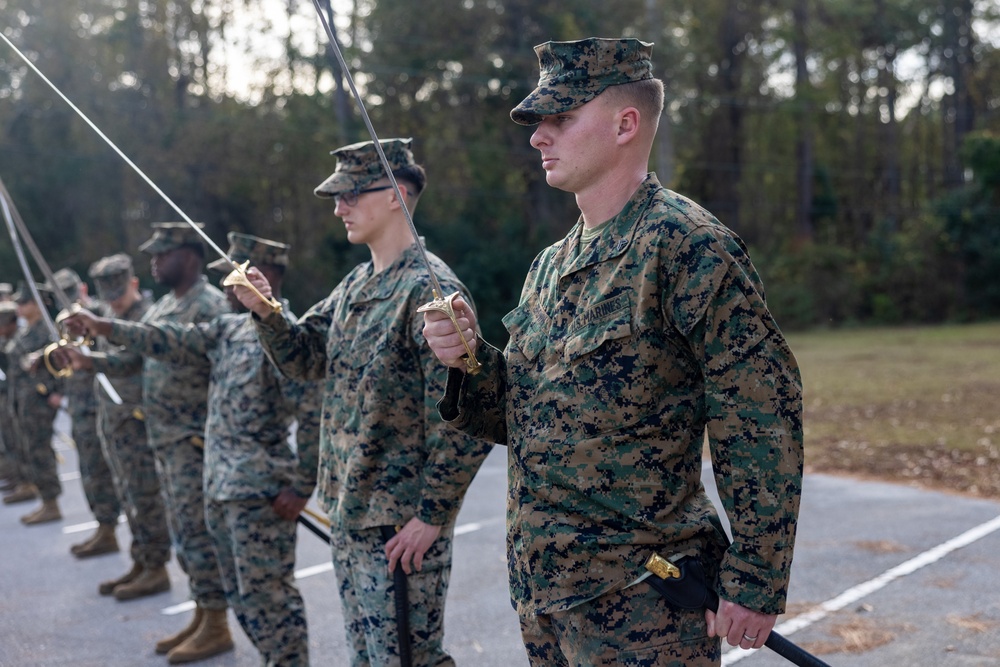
[616,107,641,144]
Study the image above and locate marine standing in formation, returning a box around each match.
[47,268,123,557]
[66,232,321,666]
[0,295,23,497]
[235,138,492,667]
[66,254,174,601]
[61,224,235,663]
[2,284,62,523]
[423,37,804,666]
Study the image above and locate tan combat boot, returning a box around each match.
[71,523,119,558]
[113,564,170,601]
[3,483,38,504]
[98,562,143,596]
[166,608,234,664]
[155,606,204,654]
[20,499,61,524]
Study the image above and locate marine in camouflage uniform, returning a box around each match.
[0,299,23,492]
[424,38,804,667]
[78,233,321,667]
[3,285,62,522]
[46,268,122,557]
[236,140,491,667]
[80,254,172,599]
[134,223,235,662]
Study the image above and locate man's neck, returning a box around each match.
[171,272,200,298]
[575,168,647,228]
[368,218,415,274]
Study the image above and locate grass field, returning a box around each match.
[787,321,1000,498]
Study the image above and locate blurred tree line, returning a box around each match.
[1,0,999,343]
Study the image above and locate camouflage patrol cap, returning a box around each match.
[0,282,11,298]
[314,138,415,198]
[138,222,206,255]
[42,268,83,303]
[207,232,290,273]
[0,300,17,325]
[510,37,654,125]
[88,253,134,302]
[13,281,34,305]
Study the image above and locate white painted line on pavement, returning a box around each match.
[722,512,1000,664]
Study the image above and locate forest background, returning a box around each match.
[1,0,999,346]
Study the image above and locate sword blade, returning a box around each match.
[0,33,279,312]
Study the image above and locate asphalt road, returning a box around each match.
[2,419,999,666]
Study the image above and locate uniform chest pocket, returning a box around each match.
[564,297,633,363]
[502,300,549,374]
[348,322,388,369]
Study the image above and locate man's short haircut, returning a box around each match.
[603,78,665,131]
[392,164,427,198]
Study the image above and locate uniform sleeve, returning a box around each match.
[87,343,144,377]
[666,228,804,615]
[108,319,219,365]
[436,340,508,445]
[279,368,321,498]
[254,299,333,382]
[413,292,494,527]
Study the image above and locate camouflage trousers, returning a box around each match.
[0,398,22,481]
[70,406,120,525]
[152,438,227,610]
[100,416,171,567]
[519,580,721,667]
[331,524,455,667]
[14,402,60,500]
[205,497,308,666]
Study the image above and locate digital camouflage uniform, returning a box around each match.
[55,293,121,529]
[439,39,804,666]
[107,233,321,666]
[137,223,231,611]
[0,301,20,482]
[5,313,61,502]
[109,306,318,665]
[87,256,171,570]
[255,139,492,667]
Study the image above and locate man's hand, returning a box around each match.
[421,295,478,370]
[384,516,442,575]
[231,266,276,319]
[47,391,63,410]
[49,345,94,372]
[62,309,112,339]
[271,488,309,521]
[706,599,777,650]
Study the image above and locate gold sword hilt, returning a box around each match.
[222,261,283,313]
[644,553,682,579]
[416,290,481,375]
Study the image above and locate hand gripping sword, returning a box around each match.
[308,1,481,375]
[0,178,123,405]
[0,32,281,315]
[645,554,833,667]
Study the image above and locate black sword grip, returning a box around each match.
[647,557,834,667]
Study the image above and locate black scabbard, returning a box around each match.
[646,557,833,667]
[296,514,331,544]
[380,525,413,667]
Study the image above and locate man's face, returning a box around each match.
[0,321,16,338]
[150,247,187,287]
[528,95,619,194]
[333,180,400,247]
[108,278,138,316]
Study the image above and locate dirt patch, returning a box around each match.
[800,617,910,655]
[946,613,1000,634]
[806,439,1000,499]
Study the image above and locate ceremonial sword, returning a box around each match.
[0,179,123,404]
[308,0,481,375]
[0,32,281,315]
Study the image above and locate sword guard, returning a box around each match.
[223,260,282,313]
[416,291,481,375]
